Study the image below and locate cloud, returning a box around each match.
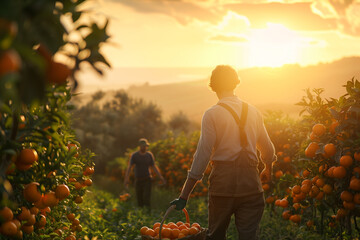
[109,0,360,36]
[110,0,225,25]
[311,1,360,36]
[225,2,338,31]
[208,34,249,43]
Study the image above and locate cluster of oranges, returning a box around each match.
[140,221,202,239]
[0,206,46,238]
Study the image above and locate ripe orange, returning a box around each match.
[282,210,291,220]
[302,179,312,186]
[303,169,310,177]
[176,221,184,227]
[179,224,188,231]
[140,226,149,235]
[265,196,275,204]
[312,123,326,136]
[1,221,18,236]
[279,199,289,208]
[29,206,39,215]
[162,228,172,238]
[18,149,38,165]
[353,193,360,204]
[275,170,283,179]
[23,182,42,203]
[153,222,160,229]
[43,191,58,207]
[315,178,325,188]
[354,152,360,161]
[323,184,333,194]
[24,214,36,226]
[180,228,189,236]
[327,166,336,178]
[305,142,320,158]
[171,228,181,238]
[36,214,46,228]
[315,192,324,200]
[65,235,76,240]
[262,184,270,191]
[275,199,281,206]
[312,176,319,184]
[46,61,72,84]
[0,207,13,221]
[283,156,291,163]
[189,227,199,235]
[17,207,30,221]
[40,207,51,216]
[324,143,336,157]
[333,166,346,178]
[21,225,34,234]
[340,155,353,168]
[292,185,301,194]
[300,184,311,194]
[289,214,301,223]
[67,213,75,221]
[350,178,360,191]
[343,201,355,210]
[145,228,156,237]
[74,196,83,204]
[72,218,80,225]
[12,219,20,231]
[84,179,93,186]
[0,50,21,76]
[192,223,201,230]
[341,191,353,202]
[329,121,339,134]
[74,182,82,190]
[310,185,320,197]
[55,184,70,200]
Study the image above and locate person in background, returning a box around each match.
[124,138,166,208]
[170,65,277,240]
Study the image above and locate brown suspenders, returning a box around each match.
[217,102,249,148]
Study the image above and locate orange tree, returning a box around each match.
[273,79,360,238]
[0,0,109,239]
[261,111,305,213]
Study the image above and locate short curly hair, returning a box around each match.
[209,65,240,92]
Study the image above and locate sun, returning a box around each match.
[247,23,302,67]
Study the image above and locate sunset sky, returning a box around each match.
[87,0,360,69]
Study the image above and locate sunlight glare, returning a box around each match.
[247,23,302,67]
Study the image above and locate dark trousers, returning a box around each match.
[135,178,152,208]
[206,193,265,240]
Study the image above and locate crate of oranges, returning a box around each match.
[141,207,206,240]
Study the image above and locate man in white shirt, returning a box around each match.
[170,65,276,240]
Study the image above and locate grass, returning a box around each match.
[80,180,325,240]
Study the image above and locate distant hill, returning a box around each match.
[73,57,360,123]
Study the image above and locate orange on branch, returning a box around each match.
[333,166,346,178]
[55,184,70,200]
[312,123,326,136]
[324,143,336,157]
[305,142,319,158]
[18,149,38,165]
[340,155,353,168]
[0,50,21,76]
[0,207,13,221]
[23,182,41,203]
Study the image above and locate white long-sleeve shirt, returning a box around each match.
[188,96,276,180]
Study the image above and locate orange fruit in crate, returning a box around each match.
[171,228,180,238]
[161,228,171,238]
[145,228,156,237]
[179,224,188,230]
[153,222,160,229]
[192,222,201,230]
[189,226,199,235]
[140,226,148,235]
[176,221,184,227]
[178,232,186,238]
[180,228,189,236]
